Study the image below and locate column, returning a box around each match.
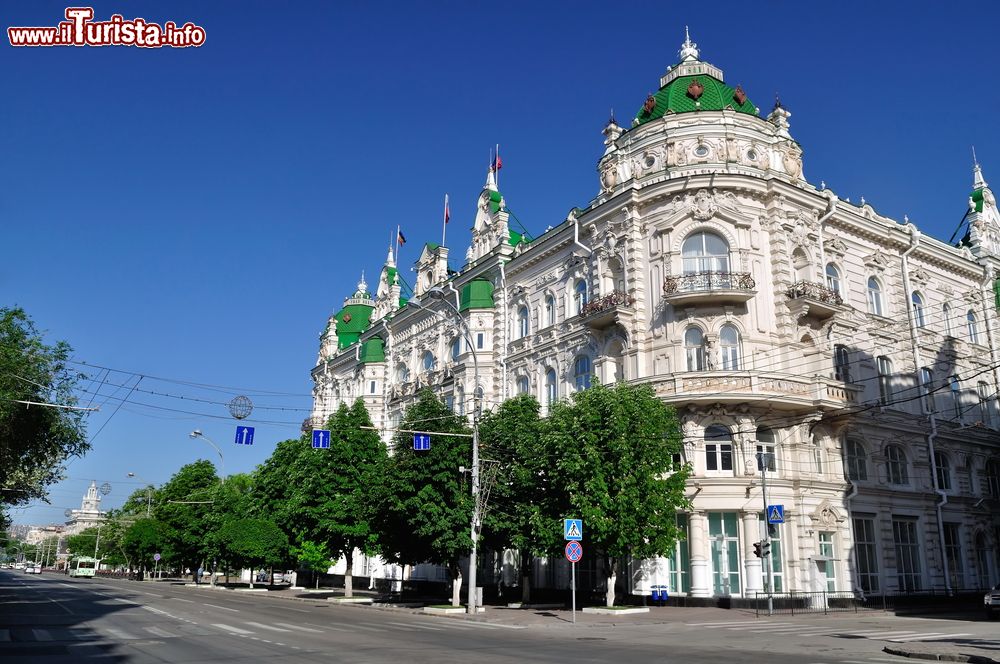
[689,511,711,597]
[742,511,763,594]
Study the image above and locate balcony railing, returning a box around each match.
[581,291,635,317]
[663,272,756,295]
[787,281,843,306]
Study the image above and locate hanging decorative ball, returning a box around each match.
[687,79,704,101]
[343,313,352,324]
[643,94,656,114]
[733,84,747,106]
[99,482,111,496]
[228,395,254,420]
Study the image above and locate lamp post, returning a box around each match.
[416,286,482,614]
[127,472,153,517]
[189,430,225,483]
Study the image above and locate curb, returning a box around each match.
[884,646,1000,664]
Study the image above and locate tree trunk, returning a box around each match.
[314,570,319,589]
[520,550,532,604]
[249,567,254,589]
[451,563,463,607]
[344,554,354,598]
[604,556,617,608]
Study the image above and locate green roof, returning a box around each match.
[359,337,385,363]
[386,266,398,286]
[972,188,985,213]
[425,242,440,251]
[509,229,530,248]
[459,278,495,311]
[488,190,503,214]
[335,303,374,349]
[635,74,757,126]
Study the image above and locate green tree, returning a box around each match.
[216,518,288,588]
[291,540,330,589]
[204,472,254,584]
[379,389,473,606]
[0,307,88,521]
[251,437,308,539]
[154,460,219,574]
[478,393,552,603]
[544,382,691,606]
[122,518,166,572]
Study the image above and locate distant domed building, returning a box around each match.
[64,480,107,536]
[311,31,1000,602]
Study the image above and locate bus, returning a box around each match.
[68,556,98,578]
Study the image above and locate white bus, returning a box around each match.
[68,556,98,578]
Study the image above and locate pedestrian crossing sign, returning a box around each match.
[767,505,784,524]
[564,518,583,541]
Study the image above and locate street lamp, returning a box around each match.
[414,285,482,614]
[189,429,225,483]
[127,472,154,517]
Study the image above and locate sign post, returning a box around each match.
[564,519,583,624]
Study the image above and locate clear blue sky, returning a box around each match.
[4,1,999,525]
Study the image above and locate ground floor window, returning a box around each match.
[852,516,880,593]
[892,517,922,592]
[943,523,963,589]
[761,514,783,592]
[709,512,741,596]
[818,532,836,591]
[666,514,690,594]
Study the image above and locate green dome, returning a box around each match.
[635,74,757,126]
[459,279,495,311]
[334,303,373,349]
[359,337,385,363]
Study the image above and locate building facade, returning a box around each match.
[311,33,1000,599]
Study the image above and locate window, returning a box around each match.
[852,516,880,593]
[834,345,851,382]
[369,380,376,394]
[444,394,455,412]
[846,439,868,481]
[763,515,784,592]
[665,514,690,594]
[681,231,730,274]
[704,425,733,473]
[395,363,410,383]
[867,277,884,316]
[516,306,529,339]
[886,445,908,485]
[825,263,841,295]
[544,295,555,327]
[545,368,557,406]
[573,356,591,391]
[574,280,588,315]
[920,367,934,413]
[944,523,964,585]
[685,327,705,371]
[949,375,962,420]
[476,332,484,349]
[818,532,836,591]
[720,325,741,371]
[911,292,926,328]
[451,338,461,361]
[708,512,741,596]
[979,381,993,426]
[756,427,776,472]
[516,376,529,395]
[968,310,980,344]
[893,518,922,592]
[986,459,1000,498]
[455,386,465,416]
[943,304,953,336]
[421,350,435,372]
[977,532,991,589]
[877,356,893,405]
[935,451,952,491]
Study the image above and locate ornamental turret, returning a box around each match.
[373,246,403,321]
[466,168,511,264]
[967,156,1000,257]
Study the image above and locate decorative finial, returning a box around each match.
[773,93,782,110]
[820,180,826,190]
[608,108,616,126]
[904,214,909,224]
[973,145,979,168]
[679,26,699,62]
[860,195,866,206]
[357,271,367,295]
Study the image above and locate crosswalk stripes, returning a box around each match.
[387,621,444,631]
[103,627,141,640]
[243,621,292,633]
[144,626,175,638]
[888,633,972,642]
[684,622,978,644]
[274,622,324,633]
[214,623,254,635]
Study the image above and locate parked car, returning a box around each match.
[23,562,41,574]
[985,583,1000,619]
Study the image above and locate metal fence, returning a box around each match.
[754,588,988,617]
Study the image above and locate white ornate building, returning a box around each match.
[311,32,1000,600]
[64,480,107,536]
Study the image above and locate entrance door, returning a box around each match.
[709,512,741,596]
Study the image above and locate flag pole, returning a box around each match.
[396,224,401,268]
[495,143,500,189]
[441,193,449,247]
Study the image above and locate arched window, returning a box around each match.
[834,345,851,382]
[943,303,953,336]
[545,368,558,406]
[704,425,733,473]
[516,305,529,339]
[681,231,730,274]
[544,295,555,327]
[792,248,810,283]
[720,325,741,370]
[685,327,705,371]
[846,439,868,481]
[451,338,461,361]
[911,292,926,328]
[756,427,776,472]
[886,445,908,485]
[573,356,592,391]
[825,263,842,295]
[867,277,884,316]
[934,451,952,491]
[421,350,435,372]
[574,280,588,315]
[968,310,980,344]
[395,362,410,383]
[516,375,529,395]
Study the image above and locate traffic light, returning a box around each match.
[753,541,762,558]
[761,541,772,557]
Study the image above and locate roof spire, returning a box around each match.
[973,146,987,189]
[679,26,699,62]
[357,271,367,296]
[485,166,497,192]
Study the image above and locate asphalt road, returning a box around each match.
[1,570,997,664]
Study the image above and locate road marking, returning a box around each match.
[727,623,798,631]
[892,633,972,641]
[688,621,762,626]
[244,621,291,633]
[351,623,384,631]
[214,624,254,635]
[858,631,920,638]
[145,626,175,638]
[205,603,239,612]
[282,606,312,613]
[447,621,499,630]
[274,623,323,633]
[388,621,443,631]
[104,627,139,640]
[172,598,194,603]
[303,622,348,632]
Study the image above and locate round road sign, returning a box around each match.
[153,553,161,562]
[565,541,583,563]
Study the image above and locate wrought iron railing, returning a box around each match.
[786,281,843,306]
[581,291,635,317]
[754,588,991,616]
[663,272,755,295]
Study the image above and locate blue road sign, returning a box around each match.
[413,433,430,451]
[565,541,583,563]
[564,518,583,541]
[235,425,255,446]
[312,429,331,449]
[767,504,785,524]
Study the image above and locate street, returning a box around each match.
[1,570,998,663]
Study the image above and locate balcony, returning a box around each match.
[662,272,756,307]
[580,291,636,329]
[639,371,862,412]
[786,281,845,320]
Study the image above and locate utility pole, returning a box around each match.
[758,452,775,616]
